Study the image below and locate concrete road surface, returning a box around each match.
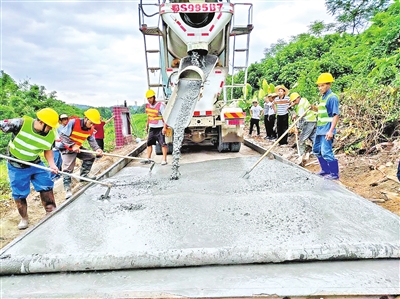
[1,145,399,297]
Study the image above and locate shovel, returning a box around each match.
[79,149,155,172]
[242,107,311,179]
[0,154,113,199]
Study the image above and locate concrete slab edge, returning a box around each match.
[1,242,399,275]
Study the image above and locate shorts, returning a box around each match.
[147,127,166,147]
[7,161,54,199]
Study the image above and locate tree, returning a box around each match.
[325,0,391,34]
[308,20,336,37]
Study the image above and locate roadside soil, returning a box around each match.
[1,135,399,250]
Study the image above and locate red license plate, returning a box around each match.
[227,119,243,125]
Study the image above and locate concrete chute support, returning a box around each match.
[163,64,206,130]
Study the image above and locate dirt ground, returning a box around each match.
[0,135,399,250]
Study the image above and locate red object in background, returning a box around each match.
[93,121,106,139]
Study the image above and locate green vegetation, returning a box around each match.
[0,161,10,201]
[131,114,148,139]
[0,72,85,153]
[0,72,148,200]
[230,0,399,153]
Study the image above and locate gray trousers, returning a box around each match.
[61,148,95,188]
[298,121,317,155]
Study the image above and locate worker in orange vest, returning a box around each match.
[58,108,103,199]
[143,90,168,165]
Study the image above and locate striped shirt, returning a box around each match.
[275,96,290,115]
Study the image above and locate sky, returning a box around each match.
[1,0,334,107]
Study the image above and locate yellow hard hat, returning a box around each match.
[37,108,59,128]
[290,92,301,102]
[316,73,335,84]
[146,89,156,98]
[84,108,101,124]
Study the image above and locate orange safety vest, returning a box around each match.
[67,118,95,149]
[146,102,163,124]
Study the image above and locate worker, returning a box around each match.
[397,160,400,181]
[312,73,340,180]
[51,113,69,181]
[289,92,317,161]
[249,100,263,137]
[0,108,59,230]
[274,85,290,145]
[264,93,277,140]
[59,108,103,199]
[93,115,115,151]
[143,89,168,165]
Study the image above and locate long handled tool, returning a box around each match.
[242,107,311,179]
[0,154,113,199]
[79,149,155,171]
[295,130,301,157]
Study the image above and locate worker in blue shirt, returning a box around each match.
[312,73,340,180]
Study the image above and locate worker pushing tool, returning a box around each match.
[312,72,340,180]
[142,90,168,166]
[0,108,59,230]
[51,113,69,181]
[58,108,103,199]
[289,92,317,163]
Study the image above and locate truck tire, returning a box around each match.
[230,142,241,152]
[155,143,162,155]
[155,143,173,155]
[217,142,230,152]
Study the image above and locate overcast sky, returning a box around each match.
[1,0,334,107]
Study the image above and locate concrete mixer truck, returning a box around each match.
[139,0,253,153]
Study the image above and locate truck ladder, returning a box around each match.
[138,2,166,96]
[224,3,253,103]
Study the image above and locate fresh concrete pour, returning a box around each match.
[2,260,399,298]
[1,156,399,276]
[1,154,400,296]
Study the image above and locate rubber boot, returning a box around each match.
[39,190,57,214]
[316,156,330,176]
[325,159,340,180]
[15,199,29,230]
[64,175,73,199]
[80,160,96,182]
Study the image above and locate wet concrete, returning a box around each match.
[171,79,202,180]
[1,155,399,275]
[1,259,399,297]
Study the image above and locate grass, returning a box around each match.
[130,114,147,139]
[0,161,11,201]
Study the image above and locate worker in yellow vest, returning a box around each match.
[143,90,168,165]
[0,108,59,229]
